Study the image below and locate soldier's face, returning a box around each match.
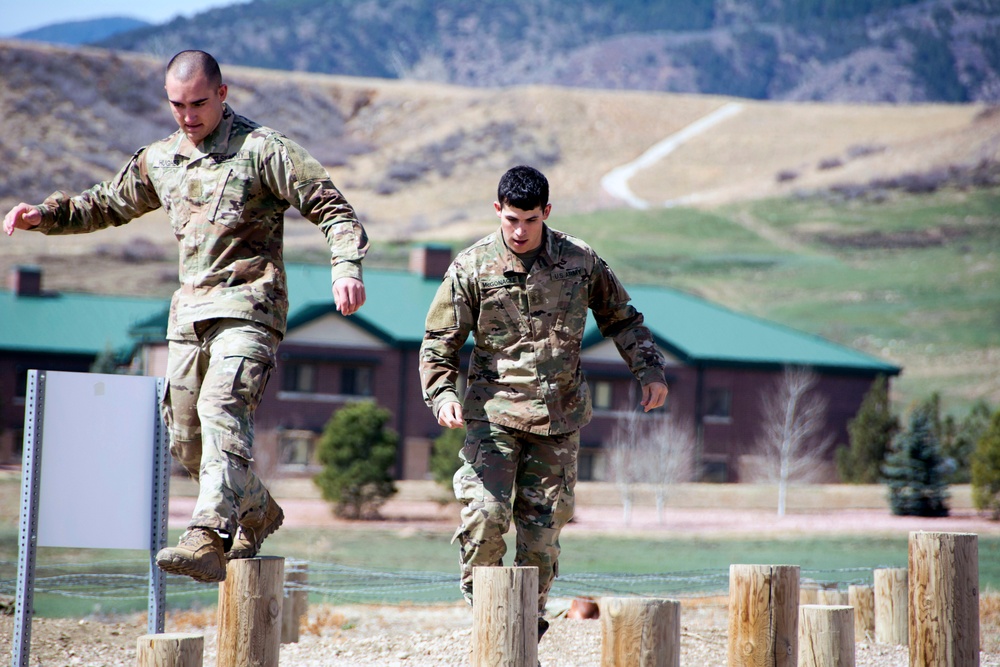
[165,73,228,147]
[496,202,550,254]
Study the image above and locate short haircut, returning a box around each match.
[166,50,223,87]
[497,165,549,211]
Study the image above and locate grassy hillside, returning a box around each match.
[545,189,999,413]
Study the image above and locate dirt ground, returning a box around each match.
[4,492,1000,666]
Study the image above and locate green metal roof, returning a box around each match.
[2,262,898,375]
[0,289,169,358]
[287,263,899,375]
[611,284,901,374]
[285,263,443,346]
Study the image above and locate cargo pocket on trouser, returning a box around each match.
[452,435,512,599]
[192,356,273,535]
[517,460,577,613]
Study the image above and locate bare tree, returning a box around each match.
[639,415,696,523]
[753,366,834,516]
[607,409,646,525]
[608,410,696,524]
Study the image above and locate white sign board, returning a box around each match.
[36,371,160,549]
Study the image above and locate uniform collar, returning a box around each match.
[493,225,555,275]
[170,103,235,160]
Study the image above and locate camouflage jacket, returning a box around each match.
[32,104,368,340]
[420,226,667,435]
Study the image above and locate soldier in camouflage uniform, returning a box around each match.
[419,165,668,637]
[3,51,368,583]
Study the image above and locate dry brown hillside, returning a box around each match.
[1,40,997,297]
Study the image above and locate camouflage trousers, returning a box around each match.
[161,318,277,538]
[452,420,579,614]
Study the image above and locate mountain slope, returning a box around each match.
[15,17,150,45]
[94,0,1000,103]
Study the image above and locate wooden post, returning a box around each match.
[799,579,819,605]
[816,589,847,605]
[136,633,203,667]
[471,566,538,667]
[728,564,799,667]
[908,531,980,667]
[848,584,874,643]
[217,556,284,667]
[599,597,680,667]
[281,560,309,644]
[798,605,855,667]
[873,567,907,645]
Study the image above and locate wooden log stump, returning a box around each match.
[136,632,203,667]
[816,589,847,606]
[908,531,980,667]
[471,566,538,667]
[848,584,874,643]
[599,597,680,667]
[798,605,855,667]
[281,560,309,644]
[217,556,284,667]
[799,579,819,605]
[873,567,907,646]
[728,564,799,667]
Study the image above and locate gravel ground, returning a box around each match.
[5,492,1000,665]
[3,596,998,666]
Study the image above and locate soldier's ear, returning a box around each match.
[218,84,228,102]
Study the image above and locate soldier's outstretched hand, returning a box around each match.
[641,381,669,412]
[333,277,366,316]
[3,203,41,236]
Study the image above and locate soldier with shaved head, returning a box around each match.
[3,50,369,583]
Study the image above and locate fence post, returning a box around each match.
[281,560,309,644]
[816,589,847,605]
[217,556,284,667]
[848,584,874,643]
[908,531,980,667]
[136,632,203,667]
[599,597,680,667]
[798,605,854,667]
[873,567,907,645]
[728,564,799,667]
[471,566,538,667]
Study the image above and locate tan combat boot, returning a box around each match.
[155,528,227,583]
[227,496,284,560]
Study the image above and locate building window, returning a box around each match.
[704,388,731,420]
[283,363,317,393]
[342,366,373,396]
[591,381,612,410]
[279,430,317,468]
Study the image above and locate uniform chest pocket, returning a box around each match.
[208,167,253,228]
[551,274,588,332]
[478,287,528,351]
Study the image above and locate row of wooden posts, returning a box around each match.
[136,531,979,667]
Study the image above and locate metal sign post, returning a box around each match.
[11,370,169,666]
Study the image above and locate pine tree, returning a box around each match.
[835,376,900,483]
[943,400,992,484]
[971,409,1000,520]
[313,401,398,519]
[429,426,465,490]
[881,403,949,517]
